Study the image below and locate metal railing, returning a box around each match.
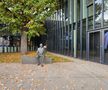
[0,46,36,53]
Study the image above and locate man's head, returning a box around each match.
[40,43,43,47]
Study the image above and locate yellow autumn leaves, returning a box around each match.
[0,51,71,63]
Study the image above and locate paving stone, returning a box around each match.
[0,56,108,90]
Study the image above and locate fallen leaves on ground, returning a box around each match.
[0,51,72,63]
[46,52,72,63]
[0,53,21,63]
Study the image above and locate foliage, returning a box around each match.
[0,0,57,37]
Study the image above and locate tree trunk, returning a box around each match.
[21,31,27,54]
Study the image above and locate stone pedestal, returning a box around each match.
[21,55,52,64]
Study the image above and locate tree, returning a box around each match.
[0,0,57,54]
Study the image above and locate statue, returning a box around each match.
[37,43,44,67]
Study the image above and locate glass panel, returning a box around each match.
[89,33,95,60]
[95,0,102,28]
[83,0,87,19]
[104,0,108,11]
[104,31,108,63]
[63,27,66,54]
[104,0,108,26]
[89,32,100,62]
[104,10,108,26]
[95,13,102,28]
[88,16,93,30]
[77,0,80,21]
[82,19,86,59]
[88,5,93,17]
[65,26,69,55]
[95,0,102,14]
[65,0,68,19]
[88,5,93,30]
[69,24,73,56]
[88,0,93,5]
[74,0,77,22]
[77,22,80,58]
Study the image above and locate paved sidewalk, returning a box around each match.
[0,55,108,90]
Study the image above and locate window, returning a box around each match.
[88,5,93,17]
[95,0,102,28]
[88,0,93,5]
[88,4,93,30]
[104,0,108,26]
[77,0,80,21]
[65,0,68,20]
[104,0,108,11]
[89,32,100,62]
[82,19,86,59]
[95,0,102,14]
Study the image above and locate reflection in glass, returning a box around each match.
[88,5,93,17]
[63,28,65,53]
[88,0,93,5]
[82,19,86,59]
[104,0,108,11]
[88,5,93,30]
[104,10,108,26]
[66,28,69,49]
[77,22,80,58]
[95,0,102,14]
[69,25,73,56]
[104,32,108,50]
[83,0,87,19]
[94,0,102,28]
[95,13,102,28]
[77,0,80,21]
[65,0,68,20]
[104,0,108,26]
[88,16,93,30]
[89,32,100,62]
[104,31,108,63]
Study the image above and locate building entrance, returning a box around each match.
[89,31,100,63]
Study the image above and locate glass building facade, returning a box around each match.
[46,0,108,64]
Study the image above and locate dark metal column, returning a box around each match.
[86,0,89,60]
[80,0,83,58]
[101,0,104,63]
[70,0,74,56]
[101,30,105,63]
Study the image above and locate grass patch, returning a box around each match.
[0,52,21,63]
[46,52,72,63]
[0,51,72,63]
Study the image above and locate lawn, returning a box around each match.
[0,52,21,63]
[0,51,72,63]
[46,52,72,63]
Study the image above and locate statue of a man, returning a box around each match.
[37,43,44,67]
